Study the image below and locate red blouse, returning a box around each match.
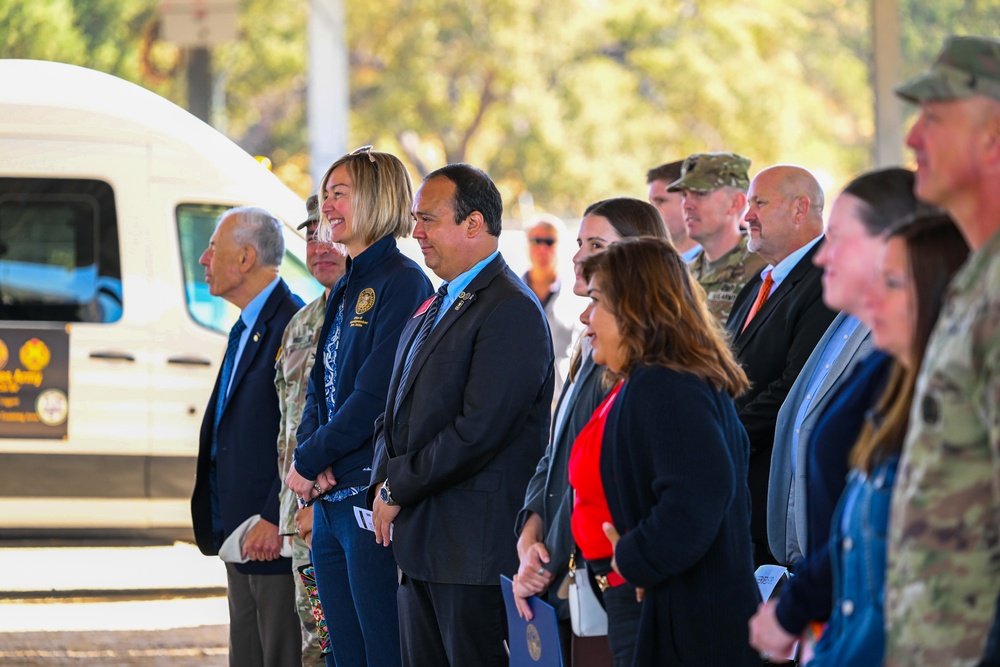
[569,379,624,562]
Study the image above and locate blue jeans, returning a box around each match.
[313,494,401,667]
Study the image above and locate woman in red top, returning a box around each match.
[573,237,761,667]
[566,243,640,666]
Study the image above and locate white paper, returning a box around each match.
[218,514,293,563]
[353,505,393,540]
[754,564,798,661]
[755,564,789,602]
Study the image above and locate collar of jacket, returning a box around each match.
[335,235,400,290]
[460,252,506,296]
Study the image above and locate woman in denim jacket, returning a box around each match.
[808,213,968,665]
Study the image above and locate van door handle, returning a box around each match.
[89,350,136,362]
[167,356,213,366]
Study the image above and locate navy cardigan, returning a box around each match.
[601,365,762,667]
[294,235,432,489]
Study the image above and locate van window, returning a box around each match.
[0,178,123,323]
[176,204,321,334]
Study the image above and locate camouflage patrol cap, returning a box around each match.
[896,35,1000,104]
[665,152,751,193]
[296,194,321,230]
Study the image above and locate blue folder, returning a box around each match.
[500,574,563,667]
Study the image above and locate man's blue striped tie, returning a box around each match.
[393,284,448,410]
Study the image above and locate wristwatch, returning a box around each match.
[379,480,398,506]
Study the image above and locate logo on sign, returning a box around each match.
[36,389,68,427]
[20,338,51,372]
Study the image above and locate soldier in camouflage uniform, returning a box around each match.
[275,195,347,665]
[666,152,767,325]
[884,35,1000,667]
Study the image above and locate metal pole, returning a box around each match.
[187,46,213,124]
[872,0,903,167]
[308,0,349,191]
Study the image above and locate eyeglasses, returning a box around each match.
[349,145,379,180]
[350,145,376,163]
[529,237,557,247]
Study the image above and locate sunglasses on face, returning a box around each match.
[529,237,557,247]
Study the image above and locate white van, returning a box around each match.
[0,60,324,538]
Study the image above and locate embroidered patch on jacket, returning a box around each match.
[356,288,376,315]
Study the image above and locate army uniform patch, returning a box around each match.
[921,392,941,426]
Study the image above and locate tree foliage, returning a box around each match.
[0,0,157,83]
[2,0,999,218]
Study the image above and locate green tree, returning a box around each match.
[4,0,1000,215]
[0,0,160,85]
[348,0,877,216]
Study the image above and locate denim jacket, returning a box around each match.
[808,454,899,667]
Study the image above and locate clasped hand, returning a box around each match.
[284,461,336,500]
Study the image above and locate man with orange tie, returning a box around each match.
[725,165,836,567]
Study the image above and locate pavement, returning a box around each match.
[0,541,228,632]
[0,541,227,600]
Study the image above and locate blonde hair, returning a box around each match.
[318,149,415,246]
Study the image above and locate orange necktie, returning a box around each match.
[741,271,774,333]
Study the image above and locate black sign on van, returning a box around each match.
[0,326,70,439]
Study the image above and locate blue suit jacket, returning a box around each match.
[369,254,555,585]
[191,278,303,574]
[767,315,873,565]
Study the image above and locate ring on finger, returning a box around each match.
[536,567,546,576]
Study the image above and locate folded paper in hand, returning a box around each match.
[354,505,392,540]
[219,514,294,563]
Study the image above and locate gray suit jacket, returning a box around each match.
[517,353,607,589]
[766,313,873,566]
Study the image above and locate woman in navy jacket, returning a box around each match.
[286,147,432,667]
[805,214,968,666]
[580,237,762,667]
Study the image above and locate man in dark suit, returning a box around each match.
[369,164,554,667]
[190,206,304,666]
[725,165,837,567]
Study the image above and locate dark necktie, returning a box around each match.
[212,317,246,457]
[394,284,448,410]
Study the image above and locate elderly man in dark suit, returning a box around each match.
[725,165,837,568]
[191,206,304,666]
[369,163,554,667]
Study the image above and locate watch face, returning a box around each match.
[380,485,390,503]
